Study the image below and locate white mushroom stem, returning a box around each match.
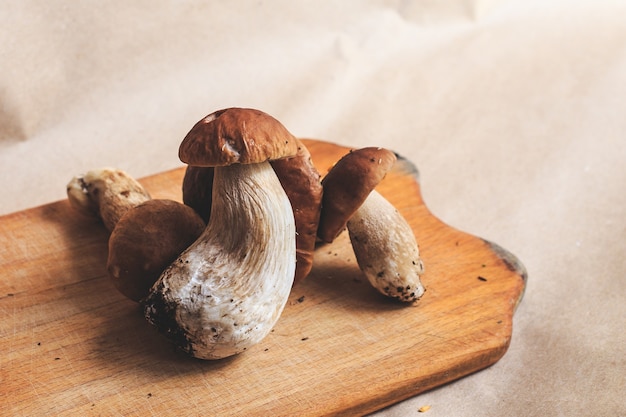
[347,190,425,302]
[144,161,296,359]
[66,168,151,231]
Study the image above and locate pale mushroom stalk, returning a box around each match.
[66,168,151,231]
[144,161,296,359]
[347,189,425,302]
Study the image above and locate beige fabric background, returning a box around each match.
[1,0,624,415]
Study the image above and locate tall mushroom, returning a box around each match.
[318,147,425,303]
[66,168,205,302]
[181,138,323,285]
[143,108,299,359]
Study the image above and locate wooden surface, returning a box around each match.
[0,139,526,416]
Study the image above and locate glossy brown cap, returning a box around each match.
[179,108,299,167]
[317,147,397,243]
[271,139,323,284]
[107,199,205,302]
[182,165,214,223]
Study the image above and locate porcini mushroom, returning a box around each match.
[107,200,205,302]
[66,168,151,231]
[143,108,299,359]
[319,147,425,302]
[182,165,214,223]
[181,138,323,285]
[66,168,205,302]
[270,138,323,284]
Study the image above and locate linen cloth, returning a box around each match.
[1,1,625,415]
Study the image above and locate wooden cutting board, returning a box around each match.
[0,139,526,416]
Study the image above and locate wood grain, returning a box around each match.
[0,139,526,416]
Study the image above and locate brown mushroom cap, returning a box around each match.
[107,199,205,302]
[182,165,214,223]
[179,108,299,167]
[270,139,323,284]
[317,147,397,243]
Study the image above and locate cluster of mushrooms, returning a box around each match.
[66,108,425,360]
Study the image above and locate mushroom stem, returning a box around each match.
[144,161,296,359]
[66,168,151,231]
[347,190,425,302]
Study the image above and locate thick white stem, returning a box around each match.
[145,161,296,359]
[347,190,425,302]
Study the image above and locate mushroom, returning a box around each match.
[66,168,205,302]
[270,138,323,284]
[318,147,425,302]
[181,138,323,285]
[143,108,299,360]
[182,165,214,223]
[66,168,151,231]
[107,200,205,302]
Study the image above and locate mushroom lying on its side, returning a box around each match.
[144,108,299,359]
[107,200,205,302]
[66,168,205,302]
[318,147,425,303]
[67,168,151,232]
[347,189,425,302]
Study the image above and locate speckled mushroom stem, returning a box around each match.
[144,161,296,359]
[347,189,425,302]
[66,168,151,231]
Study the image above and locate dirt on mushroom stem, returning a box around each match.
[317,145,425,303]
[66,168,151,232]
[143,161,296,359]
[347,189,425,303]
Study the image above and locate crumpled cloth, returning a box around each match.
[1,1,624,415]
